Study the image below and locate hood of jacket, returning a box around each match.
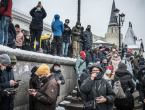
[50,63,61,74]
[30,73,39,79]
[138,65,145,73]
[75,21,81,26]
[54,14,60,20]
[115,68,132,78]
[89,63,103,80]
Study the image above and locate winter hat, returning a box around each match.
[53,62,60,67]
[108,53,113,56]
[99,44,102,47]
[37,64,50,75]
[106,66,113,73]
[102,58,107,62]
[31,66,38,74]
[54,14,60,19]
[103,46,106,48]
[0,54,11,66]
[87,25,91,27]
[80,51,86,59]
[9,55,17,65]
[126,53,131,58]
[99,46,103,50]
[21,29,25,32]
[105,48,109,51]
[15,24,20,28]
[87,46,91,51]
[87,62,93,69]
[118,63,127,70]
[94,58,100,62]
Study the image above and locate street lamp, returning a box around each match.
[114,8,125,57]
[77,0,81,22]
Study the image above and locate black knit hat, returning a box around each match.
[118,63,127,70]
[53,62,60,67]
[31,66,38,74]
[105,48,109,51]
[15,24,20,28]
[99,46,103,49]
[126,53,131,58]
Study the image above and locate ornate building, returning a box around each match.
[93,0,123,48]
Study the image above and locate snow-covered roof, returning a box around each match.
[128,45,139,49]
[136,40,142,48]
[94,40,108,44]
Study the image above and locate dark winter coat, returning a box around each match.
[62,24,71,43]
[0,69,19,110]
[22,37,30,50]
[101,63,108,73]
[114,69,134,109]
[85,50,93,67]
[29,74,40,110]
[30,7,47,31]
[50,66,65,96]
[8,22,16,44]
[83,29,92,50]
[99,50,107,63]
[34,74,58,110]
[81,64,115,110]
[41,38,50,54]
[136,66,145,90]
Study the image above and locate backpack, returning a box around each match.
[114,77,127,99]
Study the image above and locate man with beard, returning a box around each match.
[28,64,58,110]
[0,55,19,110]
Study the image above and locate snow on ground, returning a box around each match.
[0,45,76,62]
[60,100,71,104]
[56,106,65,110]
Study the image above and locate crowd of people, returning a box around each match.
[0,0,93,58]
[75,44,145,110]
[1,0,145,110]
[0,53,65,110]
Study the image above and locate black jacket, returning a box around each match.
[41,38,50,54]
[29,74,40,110]
[101,63,108,73]
[62,24,71,43]
[114,69,134,109]
[50,65,65,96]
[136,66,145,90]
[99,50,107,63]
[29,7,47,31]
[85,50,92,67]
[81,64,115,110]
[22,37,30,50]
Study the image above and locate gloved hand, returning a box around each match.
[136,80,139,84]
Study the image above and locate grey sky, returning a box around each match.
[13,0,145,43]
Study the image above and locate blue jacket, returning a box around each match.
[51,14,64,36]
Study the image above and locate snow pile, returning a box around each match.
[0,45,76,62]
[60,100,70,104]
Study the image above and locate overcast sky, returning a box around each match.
[13,0,145,43]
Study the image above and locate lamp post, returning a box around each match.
[114,8,125,56]
[77,0,81,22]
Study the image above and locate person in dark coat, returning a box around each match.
[101,58,108,73]
[0,54,11,102]
[50,62,65,97]
[22,35,31,51]
[28,64,58,110]
[41,38,50,54]
[83,25,92,51]
[94,58,101,64]
[80,63,115,110]
[7,18,16,49]
[0,55,19,110]
[29,66,40,110]
[29,2,47,52]
[114,63,134,110]
[99,47,109,63]
[122,45,128,59]
[62,19,71,57]
[85,46,93,67]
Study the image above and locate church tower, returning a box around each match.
[105,0,123,47]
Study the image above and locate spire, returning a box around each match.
[129,22,132,28]
[109,0,118,27]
